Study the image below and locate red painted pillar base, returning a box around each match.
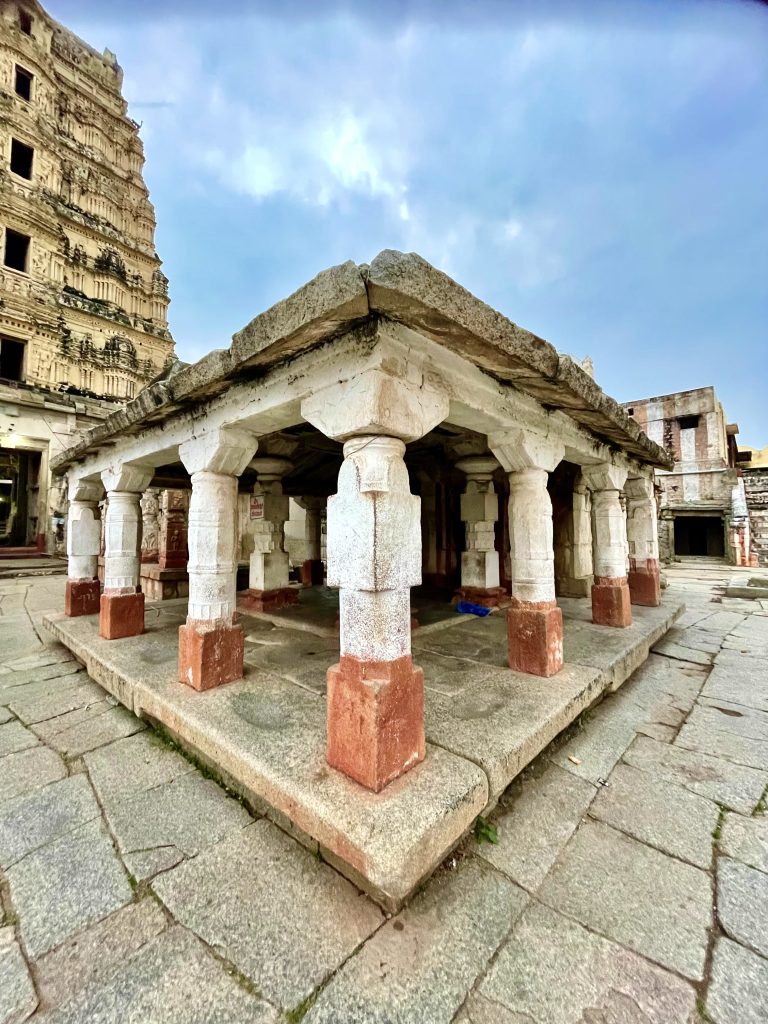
[178,619,244,691]
[628,560,661,607]
[99,591,145,640]
[453,586,508,608]
[507,599,564,677]
[301,559,325,586]
[65,578,100,617]
[592,577,633,627]
[326,653,425,792]
[238,587,300,612]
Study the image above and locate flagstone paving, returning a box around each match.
[0,564,766,1022]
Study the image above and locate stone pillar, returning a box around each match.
[159,489,189,569]
[140,488,160,563]
[301,497,325,585]
[490,430,565,677]
[99,464,154,639]
[583,464,632,627]
[625,475,661,607]
[177,428,258,691]
[302,369,449,792]
[65,479,103,616]
[240,457,298,611]
[454,456,505,607]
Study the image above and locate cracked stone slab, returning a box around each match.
[589,763,719,869]
[651,640,713,665]
[0,927,37,1024]
[0,746,67,807]
[33,925,277,1024]
[675,703,768,771]
[0,660,82,694]
[704,654,768,713]
[476,761,596,891]
[305,858,526,1024]
[0,706,13,724]
[152,819,383,1010]
[476,901,697,1024]
[34,899,168,1014]
[706,937,768,1024]
[0,721,39,758]
[538,820,711,980]
[719,812,768,873]
[622,735,768,814]
[6,818,133,959]
[103,771,252,882]
[8,678,105,726]
[83,730,196,806]
[717,857,768,958]
[32,704,145,757]
[550,699,639,785]
[0,774,100,868]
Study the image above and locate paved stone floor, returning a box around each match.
[0,563,766,1023]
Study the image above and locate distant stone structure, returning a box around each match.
[622,387,752,566]
[737,445,768,568]
[0,0,174,549]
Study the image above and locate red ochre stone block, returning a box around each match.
[507,599,564,677]
[238,587,300,612]
[99,591,145,640]
[301,559,325,586]
[65,578,100,617]
[453,586,508,608]
[178,619,244,691]
[326,653,425,793]
[628,561,661,608]
[592,576,633,627]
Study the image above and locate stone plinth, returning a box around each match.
[140,564,189,602]
[99,591,145,640]
[453,585,508,609]
[592,576,633,628]
[239,586,300,612]
[65,578,100,617]
[179,620,245,691]
[628,561,662,607]
[507,599,564,677]
[302,559,325,586]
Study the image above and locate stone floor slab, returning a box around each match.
[0,746,67,807]
[32,704,145,757]
[0,927,37,1024]
[0,774,100,868]
[34,899,168,1013]
[477,901,697,1024]
[622,734,768,814]
[6,818,133,959]
[476,762,596,891]
[8,678,104,726]
[305,858,526,1024]
[35,925,277,1024]
[589,762,720,868]
[0,721,39,758]
[706,937,768,1024]
[676,705,768,771]
[704,657,768,713]
[83,730,196,806]
[0,706,13,724]
[151,819,383,1010]
[716,856,768,958]
[104,771,252,882]
[538,820,711,980]
[549,698,639,785]
[719,812,768,873]
[651,640,713,665]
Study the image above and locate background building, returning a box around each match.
[622,386,751,566]
[0,0,174,550]
[737,445,768,569]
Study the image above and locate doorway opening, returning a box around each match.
[674,515,724,558]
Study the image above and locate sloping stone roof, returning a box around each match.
[51,251,673,473]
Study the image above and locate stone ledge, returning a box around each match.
[44,596,683,909]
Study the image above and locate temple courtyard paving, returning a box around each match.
[1,562,767,1024]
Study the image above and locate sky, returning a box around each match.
[47,0,768,445]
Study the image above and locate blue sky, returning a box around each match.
[48,0,768,444]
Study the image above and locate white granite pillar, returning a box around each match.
[65,478,103,617]
[99,464,154,639]
[455,455,503,607]
[582,463,632,627]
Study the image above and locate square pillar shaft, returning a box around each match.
[455,456,504,608]
[301,498,325,586]
[65,482,102,616]
[99,467,152,639]
[242,457,298,612]
[625,476,661,607]
[588,474,632,628]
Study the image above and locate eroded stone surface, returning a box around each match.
[719,812,768,873]
[476,762,595,891]
[6,819,133,959]
[0,721,39,758]
[0,927,37,1024]
[305,859,526,1024]
[152,819,383,1009]
[589,762,719,868]
[33,704,144,757]
[478,901,697,1024]
[706,937,768,1024]
[538,820,711,980]
[83,730,196,805]
[675,702,768,770]
[0,746,67,807]
[35,926,277,1024]
[622,734,768,814]
[0,774,100,868]
[716,857,768,958]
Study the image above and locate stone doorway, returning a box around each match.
[673,514,725,558]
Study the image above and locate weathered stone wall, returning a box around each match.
[744,468,768,568]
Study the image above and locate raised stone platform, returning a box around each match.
[44,595,683,910]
